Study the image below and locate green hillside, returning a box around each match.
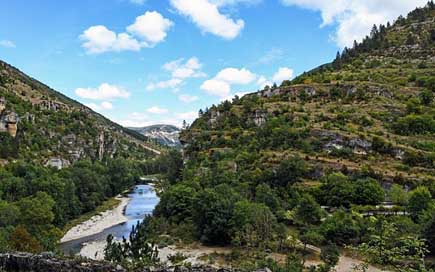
[0,60,160,164]
[149,3,435,271]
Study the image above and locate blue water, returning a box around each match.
[60,184,159,255]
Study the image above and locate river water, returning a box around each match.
[60,184,160,255]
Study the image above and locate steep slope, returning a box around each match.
[130,124,181,148]
[0,60,160,164]
[181,3,435,186]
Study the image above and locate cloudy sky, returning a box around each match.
[0,0,428,127]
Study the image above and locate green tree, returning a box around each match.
[389,184,408,205]
[294,194,324,226]
[349,219,430,271]
[154,184,197,224]
[193,184,241,244]
[408,186,432,221]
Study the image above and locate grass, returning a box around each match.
[61,197,122,235]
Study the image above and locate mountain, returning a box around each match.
[151,2,435,262]
[130,124,181,148]
[0,60,160,165]
[180,4,435,186]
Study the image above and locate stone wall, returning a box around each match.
[0,253,246,272]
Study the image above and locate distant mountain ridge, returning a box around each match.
[129,124,181,148]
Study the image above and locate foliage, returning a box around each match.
[105,217,159,269]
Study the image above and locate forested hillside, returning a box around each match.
[0,61,169,253]
[149,3,435,271]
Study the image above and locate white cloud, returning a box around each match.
[80,26,143,54]
[201,79,231,97]
[272,67,294,84]
[85,101,113,111]
[127,11,173,44]
[215,67,257,85]
[280,0,428,47]
[75,83,130,100]
[170,0,245,39]
[257,75,272,89]
[163,57,206,79]
[147,57,205,91]
[80,11,172,54]
[201,67,256,97]
[179,94,199,103]
[147,106,169,114]
[146,78,183,91]
[0,40,16,48]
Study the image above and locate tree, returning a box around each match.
[154,184,197,224]
[388,184,408,205]
[193,184,241,244]
[105,217,159,269]
[319,173,354,207]
[10,226,42,253]
[231,200,276,249]
[320,210,360,245]
[320,244,340,268]
[294,194,323,226]
[352,178,384,206]
[419,89,434,105]
[408,186,432,220]
[349,219,430,271]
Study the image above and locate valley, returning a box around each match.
[0,1,434,272]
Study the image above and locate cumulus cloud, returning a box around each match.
[201,79,232,97]
[201,67,257,97]
[86,101,113,111]
[147,57,205,91]
[75,83,130,100]
[80,11,172,54]
[170,0,245,39]
[147,106,169,114]
[178,94,199,103]
[280,0,428,47]
[0,40,16,48]
[215,68,257,85]
[272,67,294,84]
[163,57,206,79]
[126,11,173,44]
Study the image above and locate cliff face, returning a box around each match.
[0,61,161,164]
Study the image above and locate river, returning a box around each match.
[60,184,160,257]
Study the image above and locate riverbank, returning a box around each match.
[61,195,130,243]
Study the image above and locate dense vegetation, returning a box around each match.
[144,3,435,271]
[0,158,147,252]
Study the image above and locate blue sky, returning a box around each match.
[0,0,427,127]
